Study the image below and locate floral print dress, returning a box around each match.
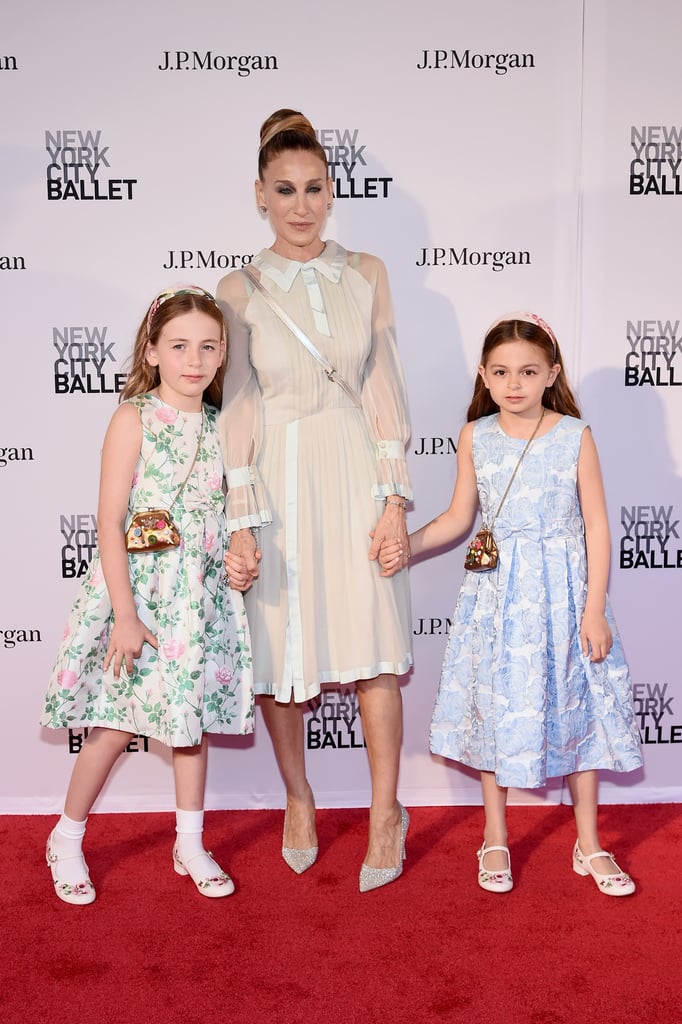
[41,394,254,746]
[429,414,642,788]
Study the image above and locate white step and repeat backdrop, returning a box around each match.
[1,0,680,812]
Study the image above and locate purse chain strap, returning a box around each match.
[488,408,546,531]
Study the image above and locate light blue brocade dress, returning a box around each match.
[429,414,642,788]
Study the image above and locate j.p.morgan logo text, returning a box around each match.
[625,320,682,386]
[315,128,392,200]
[416,48,535,73]
[158,51,278,75]
[45,130,137,201]
[620,505,681,569]
[630,125,682,196]
[417,247,531,271]
[53,326,127,395]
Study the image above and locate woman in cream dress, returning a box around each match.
[218,109,413,892]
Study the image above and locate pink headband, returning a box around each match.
[487,311,558,360]
[146,286,220,336]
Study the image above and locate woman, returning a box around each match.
[218,109,413,892]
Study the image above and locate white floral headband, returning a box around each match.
[146,286,220,336]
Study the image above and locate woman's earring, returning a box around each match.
[327,203,332,211]
[259,205,267,214]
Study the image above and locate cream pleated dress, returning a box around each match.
[217,241,413,702]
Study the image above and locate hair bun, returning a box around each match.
[259,108,316,152]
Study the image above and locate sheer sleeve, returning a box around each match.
[216,271,272,532]
[355,252,413,501]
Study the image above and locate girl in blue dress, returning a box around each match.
[380,313,642,896]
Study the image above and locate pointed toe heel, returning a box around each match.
[359,803,409,894]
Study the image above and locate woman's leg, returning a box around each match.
[567,769,620,875]
[260,696,317,850]
[480,770,510,870]
[356,673,404,868]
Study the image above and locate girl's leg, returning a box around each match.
[171,736,234,896]
[566,769,621,875]
[64,726,134,820]
[480,770,510,870]
[49,727,133,904]
[260,696,317,851]
[356,673,404,869]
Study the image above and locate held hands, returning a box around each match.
[580,608,613,662]
[103,614,158,680]
[368,500,410,577]
[224,528,262,592]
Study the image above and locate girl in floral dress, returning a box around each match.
[41,287,254,905]
[380,313,642,896]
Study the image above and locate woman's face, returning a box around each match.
[256,150,333,261]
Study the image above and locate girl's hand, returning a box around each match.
[368,500,409,573]
[371,534,405,577]
[224,529,261,591]
[580,609,613,662]
[103,614,158,679]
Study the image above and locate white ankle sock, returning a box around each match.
[175,808,205,861]
[50,813,88,885]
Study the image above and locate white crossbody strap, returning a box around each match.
[242,268,362,409]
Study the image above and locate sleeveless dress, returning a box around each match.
[429,414,642,788]
[217,241,413,703]
[41,394,254,746]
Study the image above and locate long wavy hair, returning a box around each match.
[466,319,581,421]
[120,291,227,409]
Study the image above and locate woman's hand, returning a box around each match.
[373,536,405,577]
[368,499,409,575]
[580,608,613,662]
[103,614,158,679]
[224,528,261,592]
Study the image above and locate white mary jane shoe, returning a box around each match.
[173,843,235,898]
[477,841,513,893]
[46,829,96,906]
[572,841,635,896]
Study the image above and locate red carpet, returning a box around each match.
[4,804,680,1023]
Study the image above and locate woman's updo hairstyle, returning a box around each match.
[258,108,328,179]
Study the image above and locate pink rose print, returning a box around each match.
[57,669,79,689]
[90,566,104,585]
[215,667,233,685]
[208,473,222,492]
[62,625,71,641]
[155,407,178,425]
[204,532,216,553]
[163,639,186,661]
[131,470,139,488]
